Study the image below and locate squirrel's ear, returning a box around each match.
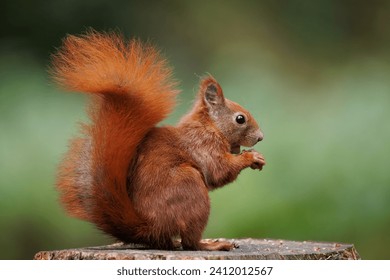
[201,77,225,107]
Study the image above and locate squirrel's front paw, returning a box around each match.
[243,150,265,170]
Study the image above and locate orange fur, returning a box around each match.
[53,30,177,240]
[53,30,265,250]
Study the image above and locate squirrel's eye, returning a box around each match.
[236,114,246,124]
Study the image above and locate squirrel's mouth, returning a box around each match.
[230,145,241,154]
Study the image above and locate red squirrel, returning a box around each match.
[52,30,265,251]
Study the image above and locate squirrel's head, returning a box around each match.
[199,76,264,154]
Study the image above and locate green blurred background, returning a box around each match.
[1,0,389,259]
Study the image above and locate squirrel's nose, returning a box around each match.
[257,131,264,142]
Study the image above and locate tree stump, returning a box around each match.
[33,238,360,260]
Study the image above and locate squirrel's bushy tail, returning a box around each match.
[52,30,178,241]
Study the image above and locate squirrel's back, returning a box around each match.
[52,30,178,241]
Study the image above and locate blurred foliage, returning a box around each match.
[1,0,390,259]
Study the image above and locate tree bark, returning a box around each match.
[34,238,360,260]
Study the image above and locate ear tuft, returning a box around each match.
[200,76,224,106]
[206,84,217,94]
[205,84,218,104]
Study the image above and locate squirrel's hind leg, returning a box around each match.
[173,166,235,251]
[164,164,212,251]
[199,239,237,251]
[181,235,236,251]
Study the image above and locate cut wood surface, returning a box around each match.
[34,238,360,260]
